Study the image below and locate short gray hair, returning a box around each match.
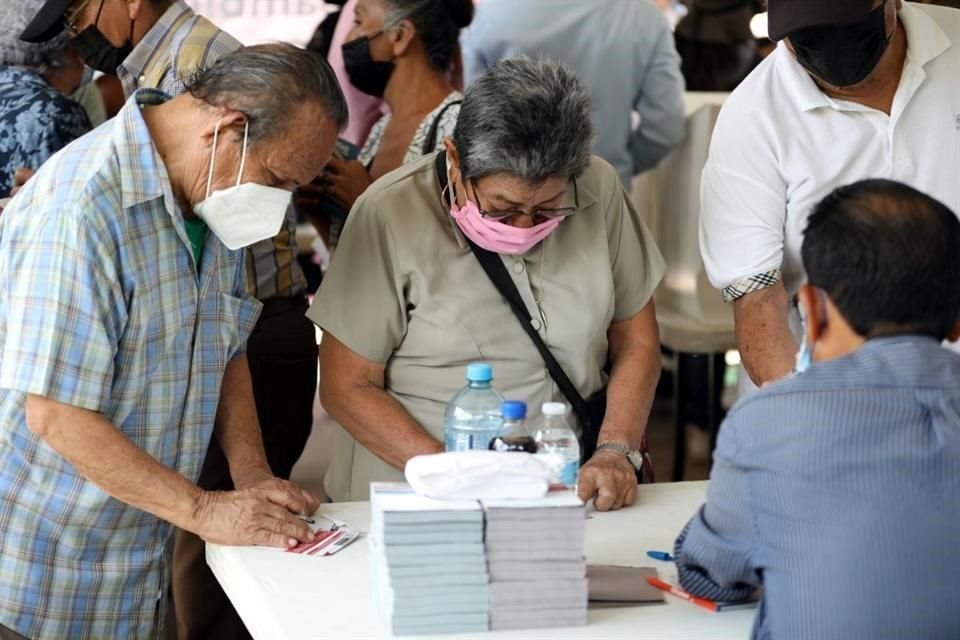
[1,0,70,67]
[186,43,348,142]
[452,57,595,184]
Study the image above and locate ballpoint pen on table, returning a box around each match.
[646,577,719,612]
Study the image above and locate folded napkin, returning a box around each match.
[405,451,560,500]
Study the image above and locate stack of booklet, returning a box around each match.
[369,483,490,636]
[483,490,588,631]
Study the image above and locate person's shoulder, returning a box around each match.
[5,130,120,236]
[169,10,242,77]
[717,52,783,121]
[578,155,625,200]
[183,13,243,52]
[355,154,440,220]
[707,50,796,158]
[720,374,818,445]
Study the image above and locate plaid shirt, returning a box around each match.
[118,0,306,300]
[0,90,261,640]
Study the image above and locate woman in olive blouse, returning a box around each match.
[309,58,666,509]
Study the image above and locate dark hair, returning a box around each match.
[186,43,348,142]
[802,179,960,340]
[383,0,473,72]
[453,57,595,183]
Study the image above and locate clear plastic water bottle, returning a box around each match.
[489,401,538,453]
[533,402,581,488]
[444,363,504,452]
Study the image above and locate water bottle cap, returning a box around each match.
[465,363,493,383]
[501,400,527,420]
[542,402,568,416]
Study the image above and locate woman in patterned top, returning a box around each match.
[296,0,473,231]
[0,0,90,200]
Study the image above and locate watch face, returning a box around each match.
[626,451,645,471]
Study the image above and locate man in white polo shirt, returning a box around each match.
[699,0,960,387]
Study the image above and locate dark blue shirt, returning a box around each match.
[0,65,90,197]
[675,336,960,640]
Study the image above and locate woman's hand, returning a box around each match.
[322,158,372,210]
[577,450,638,511]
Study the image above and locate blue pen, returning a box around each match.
[646,550,674,562]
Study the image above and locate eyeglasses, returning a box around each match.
[468,179,580,223]
[64,0,94,35]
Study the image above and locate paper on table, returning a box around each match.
[278,514,360,556]
[587,565,666,606]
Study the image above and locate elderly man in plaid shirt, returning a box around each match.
[21,1,335,637]
[0,44,344,640]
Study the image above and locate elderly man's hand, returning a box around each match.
[577,451,638,512]
[10,167,35,198]
[191,478,321,548]
[322,157,372,210]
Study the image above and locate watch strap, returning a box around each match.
[596,442,644,472]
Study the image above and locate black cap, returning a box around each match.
[19,0,72,44]
[767,0,876,41]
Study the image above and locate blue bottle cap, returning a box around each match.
[501,400,527,420]
[466,363,493,383]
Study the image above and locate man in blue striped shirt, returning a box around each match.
[675,179,960,639]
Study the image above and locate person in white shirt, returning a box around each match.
[699,0,960,388]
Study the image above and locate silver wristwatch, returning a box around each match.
[595,442,644,472]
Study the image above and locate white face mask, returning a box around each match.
[193,119,292,251]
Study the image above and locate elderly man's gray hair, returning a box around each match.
[453,57,595,183]
[1,0,71,67]
[187,43,348,142]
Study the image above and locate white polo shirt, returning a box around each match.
[700,2,960,304]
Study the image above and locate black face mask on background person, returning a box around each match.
[72,0,134,75]
[790,1,891,88]
[74,25,132,74]
[341,32,395,98]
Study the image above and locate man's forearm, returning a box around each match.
[733,284,798,386]
[599,304,661,449]
[215,355,272,485]
[322,382,442,470]
[25,394,201,530]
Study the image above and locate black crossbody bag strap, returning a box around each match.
[434,152,594,434]
[421,100,463,156]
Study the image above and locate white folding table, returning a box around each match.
[208,480,755,639]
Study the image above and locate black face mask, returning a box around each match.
[341,32,394,98]
[74,25,132,74]
[790,2,891,88]
[72,1,133,75]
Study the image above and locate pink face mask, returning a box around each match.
[447,180,563,255]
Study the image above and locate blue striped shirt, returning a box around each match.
[675,336,960,640]
[0,89,260,639]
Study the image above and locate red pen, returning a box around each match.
[646,577,719,612]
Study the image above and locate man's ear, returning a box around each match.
[797,284,825,344]
[946,320,960,344]
[199,109,248,146]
